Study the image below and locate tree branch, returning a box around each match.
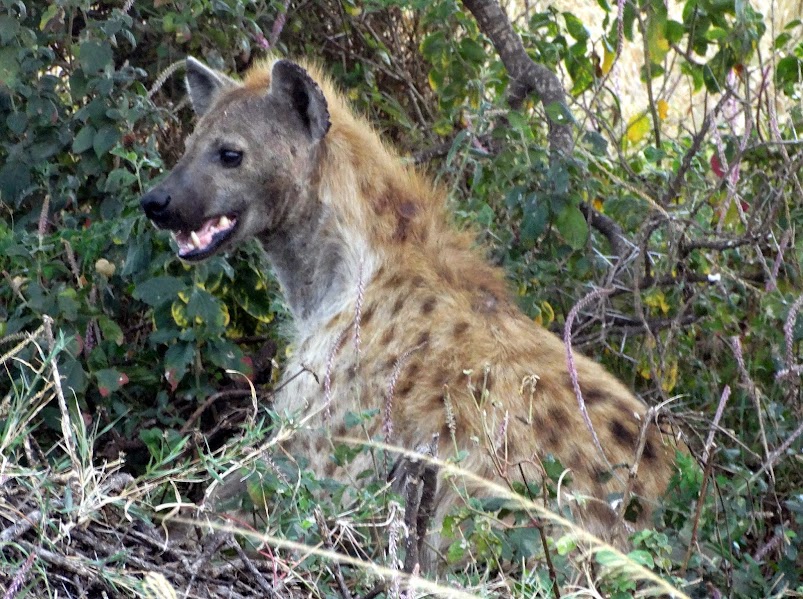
[461,0,631,260]
[460,0,573,157]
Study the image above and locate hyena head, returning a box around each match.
[140,58,330,261]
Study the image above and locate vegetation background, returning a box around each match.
[1,0,802,597]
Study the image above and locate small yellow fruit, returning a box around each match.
[95,258,116,277]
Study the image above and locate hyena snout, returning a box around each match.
[140,187,172,226]
[141,183,239,261]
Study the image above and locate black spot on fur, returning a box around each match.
[391,296,405,316]
[610,421,636,447]
[380,325,396,345]
[397,379,415,397]
[416,331,430,347]
[421,296,437,315]
[361,304,375,327]
[583,386,608,404]
[453,321,469,337]
[548,407,570,429]
[643,439,656,461]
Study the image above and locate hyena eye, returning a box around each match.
[219,148,243,168]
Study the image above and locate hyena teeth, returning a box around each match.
[190,231,202,249]
[219,215,231,229]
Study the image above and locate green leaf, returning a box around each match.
[0,15,19,43]
[232,269,274,323]
[164,342,194,389]
[0,46,20,88]
[458,38,485,63]
[206,339,245,372]
[776,56,802,85]
[98,316,124,345]
[582,130,608,155]
[72,126,96,154]
[595,548,624,567]
[419,31,446,59]
[503,527,541,559]
[95,368,129,397]
[79,40,113,74]
[563,12,589,42]
[186,286,225,326]
[555,205,588,250]
[133,276,186,307]
[665,20,685,44]
[556,534,577,555]
[93,125,120,157]
[6,112,27,135]
[627,549,655,568]
[544,101,574,125]
[39,4,59,31]
[520,198,548,249]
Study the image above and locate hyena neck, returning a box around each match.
[259,204,371,332]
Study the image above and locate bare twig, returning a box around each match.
[662,90,734,206]
[314,509,353,599]
[227,535,281,599]
[179,388,256,434]
[564,286,615,463]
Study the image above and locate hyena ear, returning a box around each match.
[185,57,237,117]
[270,60,331,141]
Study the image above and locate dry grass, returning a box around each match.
[1,321,693,599]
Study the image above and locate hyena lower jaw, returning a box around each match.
[171,214,238,260]
[140,55,679,567]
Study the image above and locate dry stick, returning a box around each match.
[184,532,230,599]
[227,535,281,599]
[18,541,97,580]
[766,229,792,293]
[729,336,772,480]
[662,90,734,206]
[0,500,61,543]
[754,419,803,481]
[563,287,615,465]
[314,509,353,599]
[681,385,731,576]
[517,463,561,599]
[615,406,658,532]
[179,388,255,434]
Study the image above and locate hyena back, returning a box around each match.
[141,57,678,558]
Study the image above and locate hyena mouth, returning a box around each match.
[172,214,238,261]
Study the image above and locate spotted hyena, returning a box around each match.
[140,57,678,561]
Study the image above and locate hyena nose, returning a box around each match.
[140,189,171,223]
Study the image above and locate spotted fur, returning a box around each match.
[141,57,678,562]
